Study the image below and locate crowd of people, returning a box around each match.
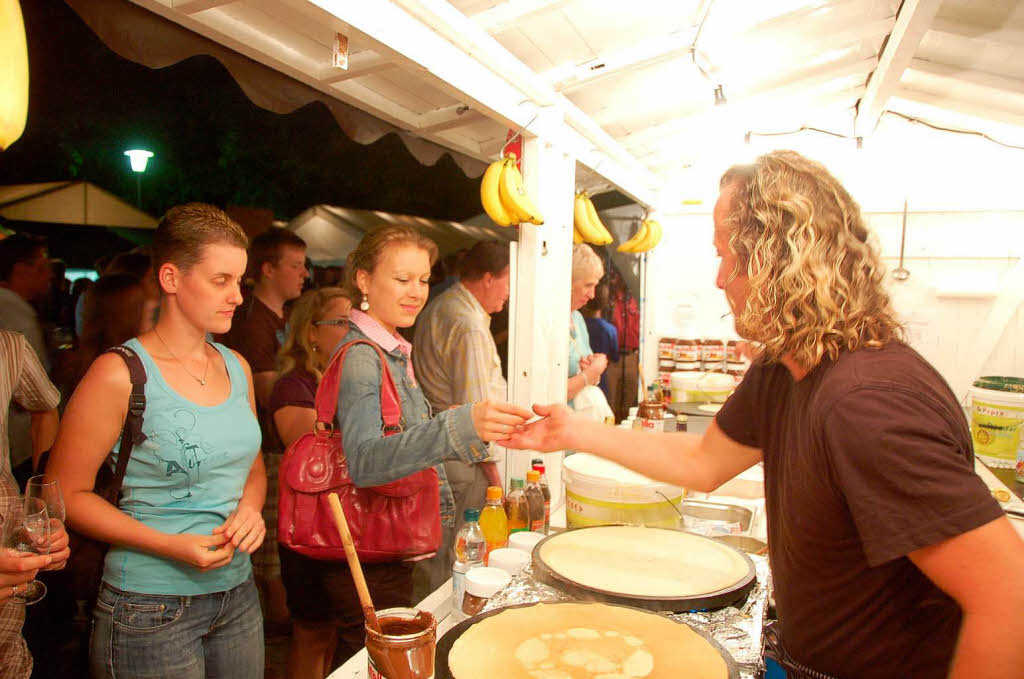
[1,149,1020,679]
[0,206,599,679]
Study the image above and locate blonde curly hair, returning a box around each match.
[719,150,903,369]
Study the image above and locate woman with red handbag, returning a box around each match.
[279,226,530,676]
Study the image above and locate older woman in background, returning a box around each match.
[567,244,608,404]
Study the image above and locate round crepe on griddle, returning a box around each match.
[538,526,750,598]
[448,602,728,679]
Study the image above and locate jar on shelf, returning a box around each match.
[674,338,701,363]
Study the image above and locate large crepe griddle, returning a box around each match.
[435,601,740,679]
[531,526,756,612]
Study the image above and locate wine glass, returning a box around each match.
[25,474,65,522]
[1,496,50,604]
[25,476,65,571]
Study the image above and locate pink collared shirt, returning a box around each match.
[349,309,417,385]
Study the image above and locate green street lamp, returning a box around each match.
[123,149,154,207]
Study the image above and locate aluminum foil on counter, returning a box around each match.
[484,555,772,679]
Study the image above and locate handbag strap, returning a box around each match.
[103,346,148,494]
[315,339,402,436]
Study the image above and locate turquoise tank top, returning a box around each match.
[102,339,262,595]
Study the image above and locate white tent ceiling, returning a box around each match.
[120,0,1024,208]
[288,204,515,264]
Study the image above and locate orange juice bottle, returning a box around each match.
[479,486,508,565]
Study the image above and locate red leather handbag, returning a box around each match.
[278,340,441,562]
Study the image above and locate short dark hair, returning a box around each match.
[248,229,307,281]
[458,241,510,282]
[0,234,47,282]
[152,203,248,276]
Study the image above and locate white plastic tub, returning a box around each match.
[968,376,1024,473]
[670,371,734,403]
[562,453,683,529]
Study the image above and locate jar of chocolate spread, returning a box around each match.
[365,608,437,679]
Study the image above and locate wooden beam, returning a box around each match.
[620,57,876,149]
[890,87,1024,130]
[129,0,491,164]
[907,58,1024,97]
[415,105,485,134]
[929,17,1024,49]
[855,0,943,138]
[469,0,575,34]
[170,0,232,15]
[318,51,394,84]
[313,0,661,205]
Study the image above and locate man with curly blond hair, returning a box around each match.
[503,150,1024,679]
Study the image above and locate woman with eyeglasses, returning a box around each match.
[267,287,353,678]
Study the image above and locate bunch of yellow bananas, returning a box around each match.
[480,155,544,227]
[572,192,613,245]
[617,218,662,254]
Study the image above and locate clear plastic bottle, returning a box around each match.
[531,463,551,534]
[479,486,508,564]
[525,470,546,534]
[505,478,529,535]
[452,508,485,619]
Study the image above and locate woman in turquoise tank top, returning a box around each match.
[47,204,267,678]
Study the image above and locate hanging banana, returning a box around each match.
[573,192,613,245]
[480,158,514,226]
[617,219,651,253]
[619,218,663,253]
[573,193,600,244]
[582,193,613,245]
[498,155,544,225]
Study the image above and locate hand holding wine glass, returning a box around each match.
[25,476,69,571]
[1,496,51,604]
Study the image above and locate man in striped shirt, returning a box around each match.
[0,329,61,678]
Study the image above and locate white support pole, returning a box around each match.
[504,112,575,510]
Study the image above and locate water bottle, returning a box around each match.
[452,508,485,620]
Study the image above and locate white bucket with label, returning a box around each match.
[670,371,734,403]
[968,376,1024,476]
[562,453,683,529]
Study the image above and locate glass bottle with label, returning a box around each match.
[531,463,551,533]
[524,470,546,533]
[451,508,485,619]
[505,478,529,535]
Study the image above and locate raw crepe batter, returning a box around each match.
[538,526,749,597]
[448,602,728,679]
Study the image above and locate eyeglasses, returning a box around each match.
[313,318,350,328]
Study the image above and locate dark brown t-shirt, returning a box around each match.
[716,342,1002,678]
[219,296,285,373]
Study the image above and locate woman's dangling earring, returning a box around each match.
[312,343,320,353]
[360,295,369,311]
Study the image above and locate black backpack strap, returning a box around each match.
[102,346,147,495]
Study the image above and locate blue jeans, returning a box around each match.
[90,576,264,678]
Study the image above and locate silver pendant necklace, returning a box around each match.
[154,329,210,386]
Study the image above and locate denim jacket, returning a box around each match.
[336,324,488,527]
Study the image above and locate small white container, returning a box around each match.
[507,531,546,555]
[628,406,639,418]
[461,566,512,616]
[488,548,530,576]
